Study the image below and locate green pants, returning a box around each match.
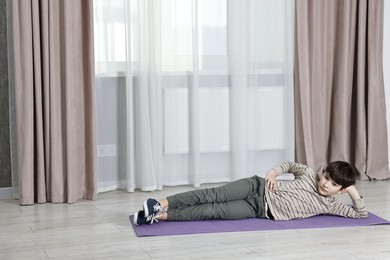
[167,176,266,221]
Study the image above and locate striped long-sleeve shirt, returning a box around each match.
[265,162,368,221]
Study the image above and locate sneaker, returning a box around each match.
[133,210,159,225]
[143,198,163,217]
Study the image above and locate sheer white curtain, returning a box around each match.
[94,0,294,192]
[385,0,390,166]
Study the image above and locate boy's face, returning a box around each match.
[317,172,346,197]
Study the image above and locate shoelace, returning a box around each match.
[153,203,164,213]
[146,214,159,224]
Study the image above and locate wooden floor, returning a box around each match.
[1,180,390,260]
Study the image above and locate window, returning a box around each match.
[94,0,294,185]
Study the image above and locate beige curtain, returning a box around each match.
[295,0,390,180]
[12,0,97,205]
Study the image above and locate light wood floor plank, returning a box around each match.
[0,180,389,259]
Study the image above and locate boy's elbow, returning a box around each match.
[357,211,369,219]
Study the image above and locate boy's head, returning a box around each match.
[317,161,359,196]
[324,161,359,188]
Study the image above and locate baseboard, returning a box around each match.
[0,187,18,199]
[97,180,135,193]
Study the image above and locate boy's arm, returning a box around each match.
[265,161,313,191]
[272,161,313,177]
[331,185,368,218]
[346,185,368,218]
[345,185,362,200]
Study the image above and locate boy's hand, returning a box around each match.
[265,169,278,191]
[345,185,362,200]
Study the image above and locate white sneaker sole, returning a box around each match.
[133,211,140,226]
[143,199,150,217]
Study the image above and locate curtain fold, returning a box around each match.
[12,0,97,205]
[295,0,390,180]
[132,0,162,190]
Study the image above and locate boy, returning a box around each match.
[133,161,368,225]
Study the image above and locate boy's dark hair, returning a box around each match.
[324,161,360,189]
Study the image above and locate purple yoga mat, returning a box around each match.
[129,212,390,237]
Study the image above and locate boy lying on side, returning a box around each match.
[134,161,368,225]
